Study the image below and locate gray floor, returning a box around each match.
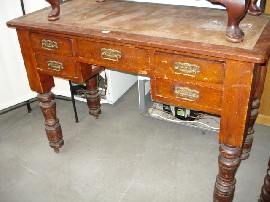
[0,84,269,202]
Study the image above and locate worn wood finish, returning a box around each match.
[77,38,150,75]
[17,29,55,93]
[214,144,242,202]
[6,1,270,201]
[85,74,101,119]
[219,61,256,147]
[153,52,225,84]
[241,65,267,160]
[30,33,73,57]
[8,1,270,63]
[44,0,262,42]
[151,77,223,115]
[260,157,270,202]
[38,92,64,153]
[36,54,78,81]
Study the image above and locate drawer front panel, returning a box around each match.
[151,78,222,115]
[154,52,225,84]
[30,33,73,56]
[77,39,150,74]
[36,55,77,80]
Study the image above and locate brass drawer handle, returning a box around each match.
[47,61,63,71]
[41,39,58,51]
[175,86,200,101]
[101,48,122,62]
[174,62,200,76]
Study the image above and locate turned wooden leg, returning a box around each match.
[214,144,242,202]
[241,99,259,159]
[260,157,270,202]
[38,92,64,153]
[241,66,267,160]
[45,0,60,21]
[248,0,261,16]
[85,75,101,119]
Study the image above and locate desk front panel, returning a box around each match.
[29,31,225,116]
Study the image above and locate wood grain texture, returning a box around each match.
[7,0,270,63]
[151,77,223,115]
[219,61,255,147]
[153,52,225,84]
[76,38,150,75]
[38,92,64,153]
[241,65,267,159]
[30,32,73,57]
[36,54,78,81]
[214,144,242,202]
[85,74,101,118]
[17,29,54,94]
[6,1,270,201]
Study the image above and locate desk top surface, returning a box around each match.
[7,0,270,63]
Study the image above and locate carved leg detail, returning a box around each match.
[85,75,101,119]
[45,0,60,21]
[241,99,260,159]
[260,157,270,202]
[224,0,247,43]
[242,66,267,160]
[248,0,261,16]
[210,0,248,42]
[214,144,242,202]
[38,92,64,153]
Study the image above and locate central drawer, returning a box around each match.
[77,39,150,74]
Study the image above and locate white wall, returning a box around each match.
[0,0,72,111]
[0,1,37,110]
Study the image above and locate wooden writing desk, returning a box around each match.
[7,0,270,201]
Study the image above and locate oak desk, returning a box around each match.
[7,0,270,201]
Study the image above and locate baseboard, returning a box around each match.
[256,114,270,126]
[0,93,36,111]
